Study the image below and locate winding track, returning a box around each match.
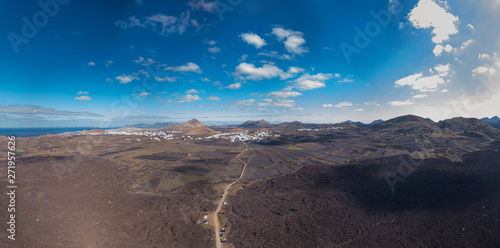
[213,144,249,248]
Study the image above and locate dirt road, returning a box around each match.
[213,144,249,248]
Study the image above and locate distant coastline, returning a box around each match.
[0,127,118,137]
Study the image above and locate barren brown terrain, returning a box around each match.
[225,149,500,248]
[0,156,217,247]
[0,116,499,247]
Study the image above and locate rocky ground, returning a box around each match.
[0,156,216,248]
[225,149,500,248]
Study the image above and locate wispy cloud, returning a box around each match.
[164,62,202,73]
[257,99,295,108]
[75,96,92,101]
[334,101,352,108]
[208,47,221,53]
[135,92,151,98]
[185,89,200,94]
[116,74,139,84]
[154,76,177,82]
[115,11,202,36]
[388,100,414,106]
[234,63,303,81]
[178,94,202,103]
[207,96,222,101]
[225,82,242,89]
[0,104,102,117]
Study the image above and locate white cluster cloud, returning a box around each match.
[388,100,414,106]
[188,0,215,13]
[258,51,292,60]
[364,101,380,106]
[408,0,459,44]
[164,62,202,73]
[225,82,242,90]
[472,54,500,76]
[134,57,159,66]
[207,96,222,101]
[472,65,497,75]
[267,90,302,98]
[272,27,308,54]
[75,96,92,101]
[185,89,200,94]
[116,74,139,84]
[479,53,490,60]
[136,92,151,97]
[208,47,221,53]
[454,39,473,53]
[434,64,451,77]
[178,94,202,103]
[433,44,453,56]
[322,104,333,108]
[412,94,428,99]
[338,75,354,83]
[395,73,445,92]
[234,63,303,81]
[395,63,451,93]
[334,101,352,108]
[204,40,217,46]
[293,73,333,91]
[238,99,256,106]
[240,33,267,49]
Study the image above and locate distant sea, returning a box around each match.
[0,127,117,137]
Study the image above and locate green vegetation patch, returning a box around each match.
[286,146,304,150]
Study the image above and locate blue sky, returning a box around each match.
[1,0,499,127]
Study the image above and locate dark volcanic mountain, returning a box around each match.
[239,119,272,128]
[437,117,496,132]
[163,119,219,135]
[480,116,500,123]
[370,119,384,125]
[342,120,368,127]
[164,119,206,131]
[370,115,438,134]
[277,121,304,127]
